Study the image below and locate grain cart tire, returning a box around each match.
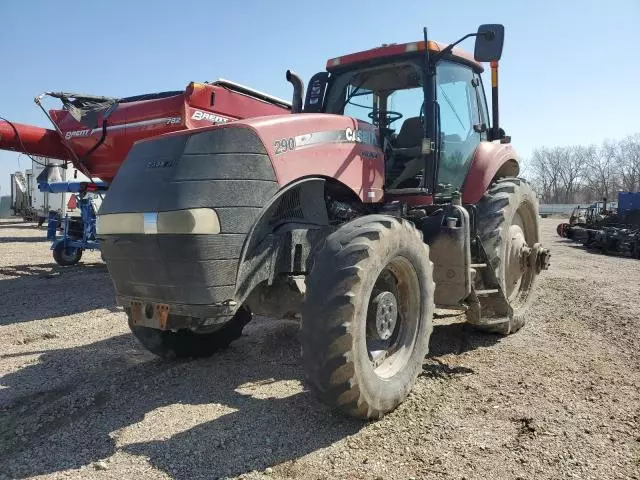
[474,179,540,335]
[128,307,252,359]
[301,215,435,419]
[557,223,570,238]
[53,243,83,266]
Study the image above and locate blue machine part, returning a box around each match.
[46,211,60,241]
[618,192,640,215]
[38,180,108,193]
[42,181,108,265]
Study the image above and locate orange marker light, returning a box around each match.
[491,61,499,88]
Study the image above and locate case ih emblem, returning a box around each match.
[344,127,375,145]
[274,128,378,155]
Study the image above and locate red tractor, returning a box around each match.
[97,24,550,419]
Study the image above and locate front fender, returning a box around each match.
[461,142,520,204]
[234,177,333,302]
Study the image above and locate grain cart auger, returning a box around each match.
[97,24,551,419]
[0,81,291,184]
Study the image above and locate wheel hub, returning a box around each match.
[369,291,398,341]
[506,225,529,298]
[529,243,551,273]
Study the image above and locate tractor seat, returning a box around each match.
[387,117,424,189]
[393,117,423,155]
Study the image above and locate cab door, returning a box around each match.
[435,61,483,196]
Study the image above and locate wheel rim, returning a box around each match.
[365,256,420,379]
[61,247,80,263]
[504,208,536,307]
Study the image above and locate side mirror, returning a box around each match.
[474,24,504,62]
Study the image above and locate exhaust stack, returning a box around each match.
[286,70,304,114]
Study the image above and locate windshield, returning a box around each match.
[325,60,425,130]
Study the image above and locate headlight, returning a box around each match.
[97,208,220,235]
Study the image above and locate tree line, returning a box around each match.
[527,133,640,204]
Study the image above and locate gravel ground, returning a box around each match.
[0,217,638,480]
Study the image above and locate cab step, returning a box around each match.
[475,288,500,296]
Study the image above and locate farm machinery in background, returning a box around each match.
[9,171,38,221]
[10,159,96,227]
[556,199,617,239]
[42,179,108,265]
[557,193,640,259]
[1,79,291,264]
[96,24,551,418]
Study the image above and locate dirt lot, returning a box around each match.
[0,217,638,480]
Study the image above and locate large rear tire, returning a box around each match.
[128,306,252,359]
[473,178,541,335]
[301,215,435,419]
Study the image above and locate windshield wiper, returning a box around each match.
[438,86,465,131]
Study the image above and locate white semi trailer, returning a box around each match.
[11,157,91,224]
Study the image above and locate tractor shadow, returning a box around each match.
[0,262,116,325]
[0,320,363,479]
[422,320,501,378]
[0,221,40,229]
[0,317,507,479]
[565,244,640,261]
[0,236,50,243]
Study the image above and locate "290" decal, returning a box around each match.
[274,137,296,154]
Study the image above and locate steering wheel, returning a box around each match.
[368,110,403,126]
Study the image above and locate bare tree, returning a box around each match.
[527,133,640,204]
[583,142,617,201]
[530,147,562,203]
[556,146,586,203]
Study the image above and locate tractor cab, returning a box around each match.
[302,25,505,200]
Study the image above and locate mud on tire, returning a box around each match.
[301,215,435,419]
[128,306,252,359]
[474,178,541,335]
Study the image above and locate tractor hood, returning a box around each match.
[230,113,385,202]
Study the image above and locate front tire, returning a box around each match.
[128,306,252,359]
[301,215,435,419]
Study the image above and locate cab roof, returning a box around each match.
[326,40,484,73]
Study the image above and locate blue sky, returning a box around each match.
[1,0,638,194]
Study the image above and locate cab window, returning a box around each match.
[343,88,376,124]
[325,61,424,133]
